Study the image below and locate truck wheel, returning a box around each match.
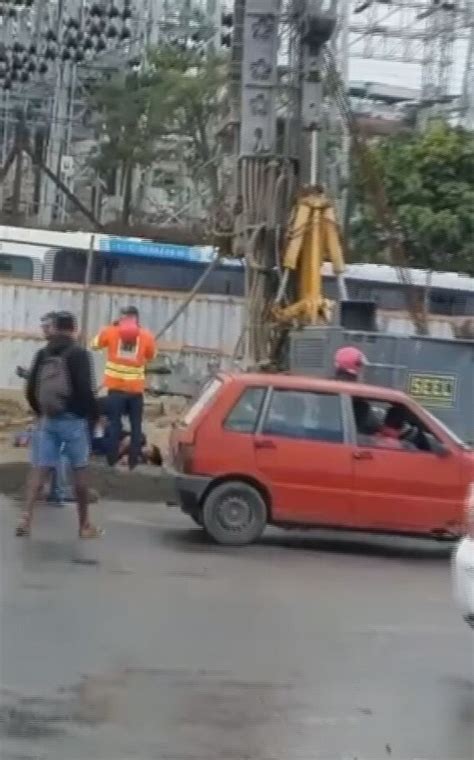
[202,481,267,546]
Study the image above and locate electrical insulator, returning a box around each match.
[220,12,233,49]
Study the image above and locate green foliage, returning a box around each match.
[90,69,162,173]
[89,43,226,208]
[351,122,474,274]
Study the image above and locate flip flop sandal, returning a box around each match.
[79,523,104,539]
[16,513,31,537]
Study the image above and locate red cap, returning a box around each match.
[334,346,367,376]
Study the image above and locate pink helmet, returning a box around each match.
[334,346,367,377]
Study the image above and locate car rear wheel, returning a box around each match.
[202,481,267,546]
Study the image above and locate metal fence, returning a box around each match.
[0,279,464,393]
[0,280,245,390]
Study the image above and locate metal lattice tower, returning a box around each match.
[0,1,176,224]
[345,0,472,107]
[460,5,474,127]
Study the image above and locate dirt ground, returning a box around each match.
[0,390,186,503]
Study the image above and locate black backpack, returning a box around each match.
[36,349,72,417]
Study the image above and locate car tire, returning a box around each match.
[202,481,267,546]
[190,512,203,527]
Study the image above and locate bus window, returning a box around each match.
[51,249,87,283]
[0,254,34,280]
[51,249,246,296]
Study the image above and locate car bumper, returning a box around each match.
[162,466,212,515]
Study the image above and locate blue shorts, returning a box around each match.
[32,414,90,470]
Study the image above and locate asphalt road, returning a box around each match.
[0,496,473,760]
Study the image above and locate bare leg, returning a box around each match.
[72,468,103,538]
[16,467,51,536]
[72,467,89,531]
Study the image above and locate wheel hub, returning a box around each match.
[217,495,251,532]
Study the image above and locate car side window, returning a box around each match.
[352,396,442,453]
[224,387,266,433]
[262,389,344,443]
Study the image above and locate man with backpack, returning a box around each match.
[91,306,156,470]
[16,311,74,506]
[16,311,101,538]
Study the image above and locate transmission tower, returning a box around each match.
[346,0,472,110]
[460,6,474,128]
[0,1,168,226]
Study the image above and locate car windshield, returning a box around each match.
[182,377,223,426]
[423,408,472,450]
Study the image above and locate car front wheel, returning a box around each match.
[202,481,267,546]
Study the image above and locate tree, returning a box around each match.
[350,122,474,275]
[147,45,226,205]
[89,43,226,226]
[89,70,166,225]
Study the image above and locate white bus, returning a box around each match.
[0,224,473,319]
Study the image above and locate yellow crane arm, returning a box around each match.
[273,189,345,325]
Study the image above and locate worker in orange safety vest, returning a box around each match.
[91,306,156,469]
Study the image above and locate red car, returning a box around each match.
[168,373,473,546]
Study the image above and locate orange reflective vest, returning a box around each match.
[91,324,156,393]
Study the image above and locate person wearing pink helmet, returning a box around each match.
[333,346,367,382]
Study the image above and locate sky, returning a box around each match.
[350,47,468,96]
[346,2,469,97]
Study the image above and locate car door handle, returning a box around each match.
[353,450,374,460]
[254,439,277,450]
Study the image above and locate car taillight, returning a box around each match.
[176,442,195,474]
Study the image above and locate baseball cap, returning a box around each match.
[121,306,139,319]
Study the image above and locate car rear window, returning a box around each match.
[183,377,223,426]
[224,387,266,433]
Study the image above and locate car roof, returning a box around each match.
[219,372,410,404]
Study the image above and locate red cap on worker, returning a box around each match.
[334,346,367,376]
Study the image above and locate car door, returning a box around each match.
[253,387,355,526]
[348,395,464,534]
